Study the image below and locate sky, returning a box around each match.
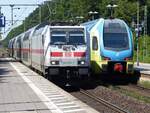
[0,0,47,39]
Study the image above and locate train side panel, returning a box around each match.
[90,19,104,74]
[31,25,48,72]
[8,39,15,57]
[21,27,36,66]
[9,24,90,80]
[13,34,23,61]
[22,31,31,66]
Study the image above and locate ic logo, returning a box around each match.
[63,46,70,51]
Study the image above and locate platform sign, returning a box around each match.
[0,16,5,27]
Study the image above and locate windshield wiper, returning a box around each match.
[52,42,66,45]
[70,42,85,45]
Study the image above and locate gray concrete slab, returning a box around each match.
[0,60,51,113]
[10,62,99,113]
[134,62,150,75]
[0,58,99,113]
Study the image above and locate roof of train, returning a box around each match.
[81,18,127,32]
[80,19,100,32]
[49,26,85,28]
[104,18,126,24]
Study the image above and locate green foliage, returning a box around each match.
[134,35,150,63]
[111,86,150,103]
[2,0,150,63]
[139,80,150,89]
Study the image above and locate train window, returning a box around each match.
[103,32,129,50]
[104,20,127,33]
[68,31,85,45]
[103,20,129,51]
[42,35,44,45]
[51,31,66,45]
[92,36,98,50]
[23,31,31,41]
[33,27,44,36]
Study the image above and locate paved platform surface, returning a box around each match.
[134,63,150,75]
[0,59,52,113]
[0,58,99,113]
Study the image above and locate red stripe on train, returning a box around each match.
[13,48,43,54]
[50,52,63,57]
[74,52,85,57]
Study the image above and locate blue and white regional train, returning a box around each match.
[8,22,90,80]
[82,18,134,75]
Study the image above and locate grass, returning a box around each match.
[134,35,150,63]
[109,85,150,104]
[139,81,150,89]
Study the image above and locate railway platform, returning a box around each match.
[0,58,99,113]
[134,62,150,75]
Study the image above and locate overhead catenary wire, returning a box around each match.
[0,1,35,40]
[46,1,53,21]
[4,7,28,36]
[0,1,41,40]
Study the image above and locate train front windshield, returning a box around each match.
[51,29,85,45]
[103,20,129,51]
[68,31,85,45]
[51,31,66,45]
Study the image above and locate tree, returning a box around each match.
[2,0,150,47]
[139,0,146,5]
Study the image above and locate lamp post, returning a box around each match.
[136,1,140,66]
[10,5,20,25]
[106,0,118,18]
[38,4,42,24]
[144,5,147,57]
[88,11,98,20]
[75,16,84,24]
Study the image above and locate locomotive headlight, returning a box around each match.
[78,60,85,65]
[51,61,59,65]
[81,61,85,65]
[51,61,56,65]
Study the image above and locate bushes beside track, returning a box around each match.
[134,35,150,63]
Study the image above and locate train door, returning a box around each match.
[91,35,99,73]
[29,38,31,66]
[12,39,15,57]
[16,36,22,60]
[39,34,44,72]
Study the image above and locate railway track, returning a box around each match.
[141,74,150,80]
[130,84,150,91]
[79,89,130,113]
[112,84,150,100]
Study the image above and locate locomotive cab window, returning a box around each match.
[68,31,85,45]
[50,31,66,45]
[92,36,98,50]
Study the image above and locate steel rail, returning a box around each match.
[141,74,150,79]
[130,84,150,91]
[80,89,130,113]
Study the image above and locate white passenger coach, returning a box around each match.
[8,22,90,80]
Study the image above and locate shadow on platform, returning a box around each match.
[0,60,15,83]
